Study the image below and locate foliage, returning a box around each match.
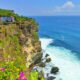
[32,32,39,41]
[0,9,14,17]
[0,61,27,80]
[28,71,38,80]
[0,9,31,23]
[28,71,45,80]
[0,25,27,80]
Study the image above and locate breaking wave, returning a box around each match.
[40,37,80,80]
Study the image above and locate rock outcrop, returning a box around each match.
[0,20,42,69]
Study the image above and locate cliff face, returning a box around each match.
[0,20,42,69]
[19,21,42,68]
[0,9,44,80]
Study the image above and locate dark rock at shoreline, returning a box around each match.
[50,67,59,74]
[46,58,51,63]
[45,54,49,57]
[33,52,43,65]
[39,62,46,67]
[47,76,56,80]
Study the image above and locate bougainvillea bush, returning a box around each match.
[0,62,45,80]
[0,60,27,80]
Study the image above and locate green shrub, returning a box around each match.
[28,71,45,80]
[32,32,39,40]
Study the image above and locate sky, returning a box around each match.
[0,0,80,16]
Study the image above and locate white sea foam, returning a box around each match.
[40,38,80,80]
[40,38,53,49]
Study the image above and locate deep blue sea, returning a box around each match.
[32,16,80,80]
[34,16,80,54]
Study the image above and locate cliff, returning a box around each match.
[0,10,43,79]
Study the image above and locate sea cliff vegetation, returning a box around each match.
[0,9,45,80]
[0,9,32,22]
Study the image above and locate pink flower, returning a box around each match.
[18,72,27,80]
[0,68,5,72]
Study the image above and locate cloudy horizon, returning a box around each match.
[0,0,80,16]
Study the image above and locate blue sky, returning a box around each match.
[0,0,80,16]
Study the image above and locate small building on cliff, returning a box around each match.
[0,9,15,22]
[0,16,14,22]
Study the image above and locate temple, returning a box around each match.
[0,16,14,22]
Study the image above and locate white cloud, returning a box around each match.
[54,1,75,12]
[62,1,75,9]
[51,1,80,15]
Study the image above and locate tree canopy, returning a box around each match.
[0,9,31,22]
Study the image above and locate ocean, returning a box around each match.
[33,16,80,80]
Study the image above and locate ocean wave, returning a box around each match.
[40,38,53,49]
[40,37,80,80]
